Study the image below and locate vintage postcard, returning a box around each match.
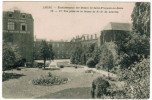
[2,1,150,99]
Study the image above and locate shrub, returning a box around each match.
[91,77,110,98]
[33,62,38,67]
[32,72,68,86]
[26,62,33,67]
[118,57,150,99]
[3,43,21,71]
[85,70,96,73]
[95,62,103,70]
[16,68,21,70]
[60,65,64,68]
[45,63,50,67]
[36,63,44,68]
[43,67,60,71]
[86,58,96,68]
[48,72,52,77]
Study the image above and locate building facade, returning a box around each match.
[99,22,131,46]
[70,33,99,48]
[34,39,77,59]
[49,41,76,59]
[3,10,34,62]
[34,22,131,60]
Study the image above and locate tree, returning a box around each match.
[48,44,54,60]
[115,2,150,69]
[40,40,54,68]
[119,34,149,68]
[100,44,114,71]
[119,57,150,99]
[131,2,150,37]
[70,45,83,64]
[92,46,101,65]
[3,42,21,71]
[116,2,150,99]
[85,43,96,60]
[81,52,86,65]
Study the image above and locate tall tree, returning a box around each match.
[131,2,150,37]
[48,44,54,60]
[116,2,150,69]
[40,40,54,68]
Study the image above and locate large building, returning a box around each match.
[99,22,131,46]
[34,22,131,60]
[49,41,76,59]
[3,10,34,62]
[71,33,99,47]
[34,38,77,59]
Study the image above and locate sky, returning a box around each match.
[3,2,135,41]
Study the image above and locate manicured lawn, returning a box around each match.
[3,60,123,99]
[2,66,101,98]
[38,87,92,99]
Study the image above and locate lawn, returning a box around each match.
[2,67,101,99]
[3,59,123,99]
[38,87,92,99]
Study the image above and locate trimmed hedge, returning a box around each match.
[86,58,96,68]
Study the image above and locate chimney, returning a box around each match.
[91,35,93,39]
[95,34,97,39]
[87,35,89,40]
[14,10,20,19]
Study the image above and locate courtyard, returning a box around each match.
[3,59,101,98]
[2,59,124,99]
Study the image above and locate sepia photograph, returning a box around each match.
[2,1,150,99]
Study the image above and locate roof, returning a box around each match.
[103,22,132,31]
[4,7,26,13]
[3,9,33,19]
[35,39,46,42]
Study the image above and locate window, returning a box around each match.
[57,43,60,47]
[8,13,13,17]
[22,14,26,18]
[22,25,26,31]
[21,23,27,31]
[7,22,15,30]
[22,15,26,18]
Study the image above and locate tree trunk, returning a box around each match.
[44,58,46,69]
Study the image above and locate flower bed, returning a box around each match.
[32,72,68,86]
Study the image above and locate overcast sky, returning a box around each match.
[3,2,135,41]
